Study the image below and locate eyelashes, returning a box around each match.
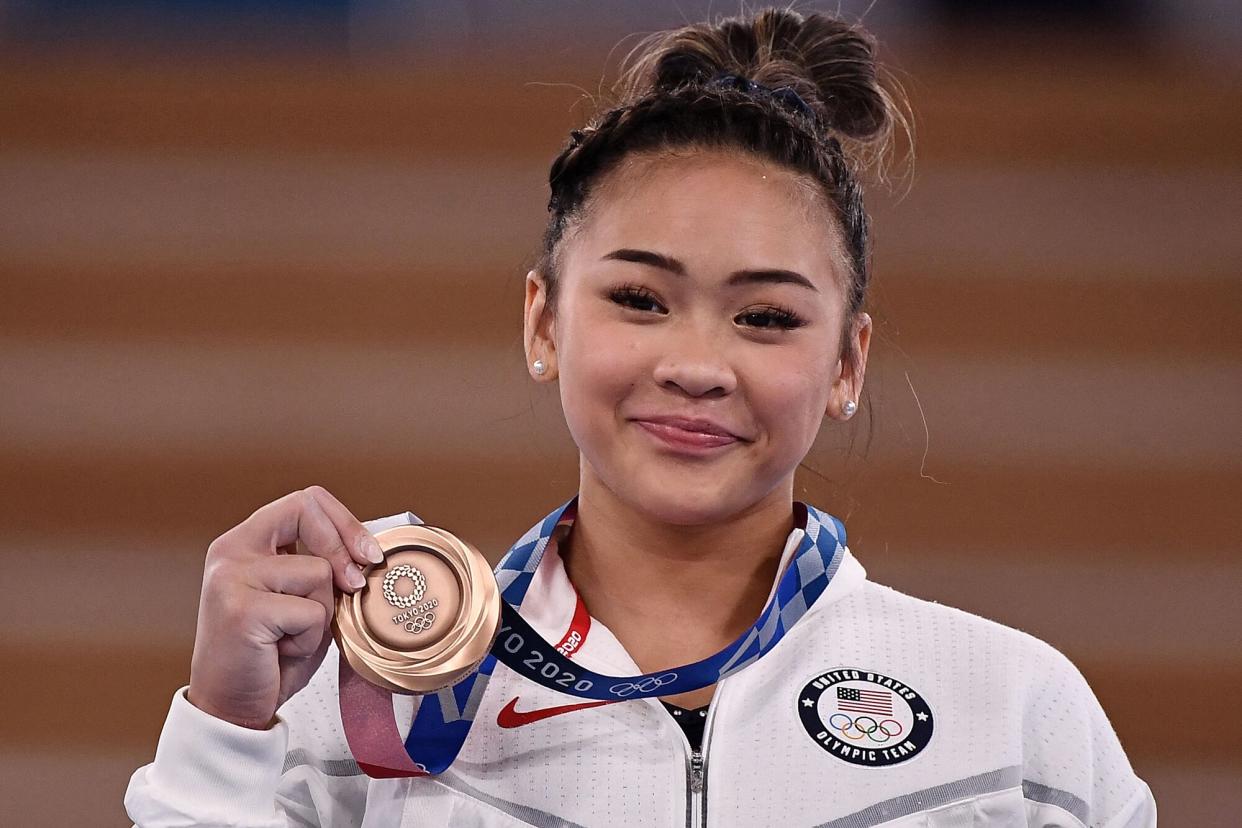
[608,285,662,312]
[736,305,805,330]
[607,285,807,331]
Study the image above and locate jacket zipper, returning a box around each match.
[684,685,721,828]
[687,748,704,828]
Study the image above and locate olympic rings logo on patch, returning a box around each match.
[403,612,436,634]
[608,672,679,697]
[797,668,934,767]
[383,564,427,609]
[828,713,904,744]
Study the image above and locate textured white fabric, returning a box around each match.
[126,516,1156,827]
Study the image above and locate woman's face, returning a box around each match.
[524,149,871,525]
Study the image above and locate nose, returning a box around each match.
[651,329,738,398]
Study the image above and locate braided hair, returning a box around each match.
[535,7,908,371]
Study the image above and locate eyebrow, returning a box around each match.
[601,248,819,292]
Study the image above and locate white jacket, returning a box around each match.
[126,511,1156,827]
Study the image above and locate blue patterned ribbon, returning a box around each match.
[394,494,847,774]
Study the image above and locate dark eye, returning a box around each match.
[737,306,806,330]
[609,285,664,313]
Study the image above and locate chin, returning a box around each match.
[617,469,754,527]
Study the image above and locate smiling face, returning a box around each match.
[524,149,871,526]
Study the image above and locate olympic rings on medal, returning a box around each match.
[608,672,679,697]
[383,564,427,609]
[403,612,436,634]
[829,713,905,743]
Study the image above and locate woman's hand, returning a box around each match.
[186,485,386,729]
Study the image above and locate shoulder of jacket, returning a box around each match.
[844,580,1082,678]
[843,582,1150,826]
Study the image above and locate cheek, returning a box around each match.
[750,360,834,445]
[557,308,645,420]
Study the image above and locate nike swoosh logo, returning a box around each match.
[496,697,612,729]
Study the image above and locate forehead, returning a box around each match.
[565,149,846,291]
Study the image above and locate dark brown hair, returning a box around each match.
[534,5,910,373]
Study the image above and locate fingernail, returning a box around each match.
[345,563,367,590]
[364,538,384,564]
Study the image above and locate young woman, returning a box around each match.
[126,8,1156,827]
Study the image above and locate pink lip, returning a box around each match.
[634,419,741,453]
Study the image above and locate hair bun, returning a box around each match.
[652,51,714,89]
[619,8,895,143]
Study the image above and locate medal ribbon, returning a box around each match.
[339,495,847,776]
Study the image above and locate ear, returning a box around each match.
[829,312,872,419]
[523,269,557,381]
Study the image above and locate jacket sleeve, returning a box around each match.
[125,647,371,827]
[1020,641,1157,828]
[125,687,299,827]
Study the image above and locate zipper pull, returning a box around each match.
[689,750,704,793]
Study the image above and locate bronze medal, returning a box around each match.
[333,524,501,694]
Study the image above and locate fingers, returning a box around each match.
[252,592,329,658]
[213,485,383,594]
[248,555,334,628]
[310,486,386,566]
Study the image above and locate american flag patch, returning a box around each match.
[836,686,893,715]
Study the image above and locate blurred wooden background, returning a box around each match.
[1,12,1240,826]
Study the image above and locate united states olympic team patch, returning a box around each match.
[797,668,934,766]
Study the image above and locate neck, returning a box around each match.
[560,471,797,676]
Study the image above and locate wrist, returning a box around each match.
[186,684,278,730]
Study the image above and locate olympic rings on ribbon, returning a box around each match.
[828,713,905,743]
[608,672,679,697]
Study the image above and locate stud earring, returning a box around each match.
[842,399,857,418]
[532,359,547,375]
